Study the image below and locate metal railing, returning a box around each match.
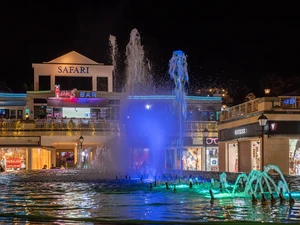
[221,99,259,120]
[0,118,218,133]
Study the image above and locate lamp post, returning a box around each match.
[78,135,84,168]
[203,128,209,171]
[258,114,268,171]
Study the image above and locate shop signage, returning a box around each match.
[55,85,97,98]
[55,85,76,99]
[234,128,247,135]
[58,66,89,74]
[283,98,296,105]
[6,158,22,168]
[206,137,219,145]
[79,91,97,98]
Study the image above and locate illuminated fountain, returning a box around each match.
[168,50,188,175]
[92,29,189,179]
[207,164,293,202]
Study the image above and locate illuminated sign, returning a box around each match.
[80,92,97,98]
[234,128,246,135]
[206,137,219,145]
[283,98,296,105]
[58,66,89,74]
[270,123,277,131]
[55,85,97,98]
[55,85,76,99]
[6,158,22,168]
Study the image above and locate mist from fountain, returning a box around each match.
[90,28,181,179]
[124,28,153,95]
[109,34,118,92]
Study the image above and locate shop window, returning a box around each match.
[289,139,300,175]
[17,110,23,119]
[0,109,8,119]
[56,151,75,168]
[34,106,46,119]
[10,109,16,119]
[1,148,26,171]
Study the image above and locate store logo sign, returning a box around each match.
[206,137,219,145]
[234,128,246,135]
[270,123,277,131]
[55,85,76,99]
[79,92,97,98]
[58,66,89,74]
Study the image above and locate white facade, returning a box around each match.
[32,51,114,92]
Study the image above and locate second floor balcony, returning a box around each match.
[0,118,218,135]
[220,96,300,122]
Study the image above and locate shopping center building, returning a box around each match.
[0,51,222,172]
[218,96,300,175]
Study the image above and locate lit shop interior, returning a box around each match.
[0,147,51,171]
[226,140,261,172]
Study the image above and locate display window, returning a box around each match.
[289,139,300,175]
[182,148,200,171]
[228,143,238,172]
[251,141,260,170]
[206,147,218,171]
[56,151,75,168]
[132,148,149,171]
[0,148,26,171]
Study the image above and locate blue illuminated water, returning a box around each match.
[169,50,189,175]
[0,169,300,224]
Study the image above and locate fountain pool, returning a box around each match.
[0,165,300,224]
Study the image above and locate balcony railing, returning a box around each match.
[221,99,259,121]
[0,118,218,133]
[220,96,300,122]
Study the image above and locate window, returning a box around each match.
[55,76,92,90]
[97,77,108,91]
[39,76,51,91]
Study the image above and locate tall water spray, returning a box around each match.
[109,35,118,92]
[168,50,189,174]
[124,28,153,95]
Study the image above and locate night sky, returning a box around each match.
[1,1,300,99]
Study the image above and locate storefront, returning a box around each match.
[164,136,219,171]
[0,148,26,171]
[205,137,219,171]
[0,136,53,171]
[219,123,262,173]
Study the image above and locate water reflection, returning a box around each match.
[0,169,300,224]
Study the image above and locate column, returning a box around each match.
[27,148,33,170]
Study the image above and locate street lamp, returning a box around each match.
[203,127,209,171]
[264,88,271,95]
[258,114,268,171]
[78,135,84,168]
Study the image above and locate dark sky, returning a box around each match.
[1,1,300,97]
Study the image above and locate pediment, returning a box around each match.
[46,51,100,65]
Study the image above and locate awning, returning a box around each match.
[0,100,27,106]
